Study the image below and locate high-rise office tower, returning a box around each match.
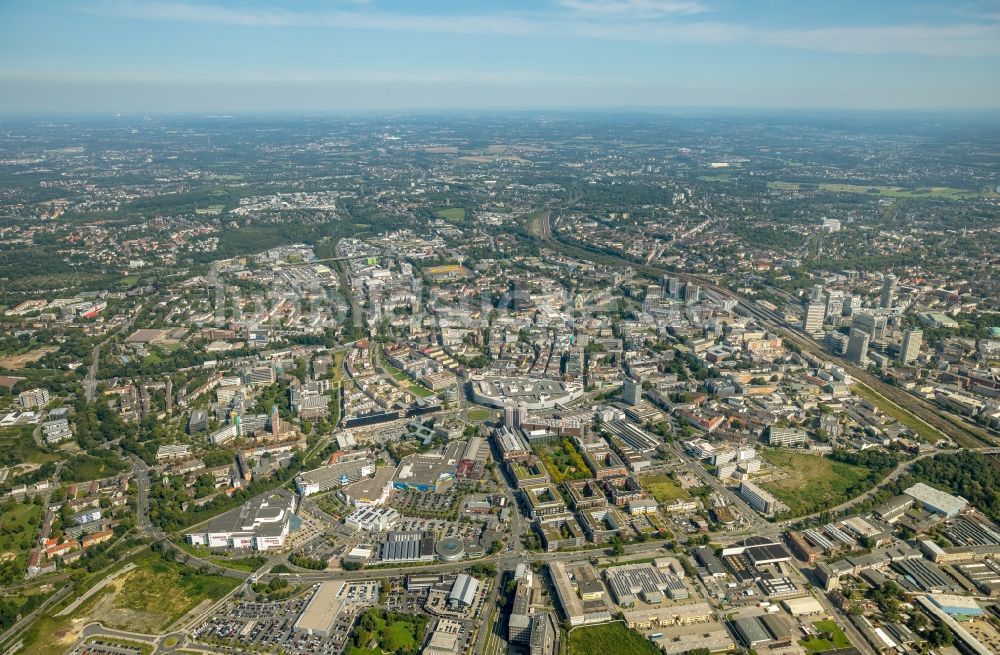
[880,274,897,309]
[623,378,642,405]
[503,402,516,429]
[847,329,870,364]
[825,290,844,319]
[852,312,887,342]
[667,277,680,299]
[270,405,280,437]
[803,300,826,334]
[900,329,922,364]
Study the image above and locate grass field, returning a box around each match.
[346,608,428,655]
[799,620,852,653]
[850,383,943,443]
[208,555,266,572]
[382,362,410,382]
[759,448,874,516]
[0,500,42,569]
[14,555,167,655]
[407,384,435,398]
[567,622,660,655]
[100,551,239,633]
[15,588,112,655]
[639,475,691,503]
[433,207,466,223]
[467,408,491,421]
[768,181,997,200]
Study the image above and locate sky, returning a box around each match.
[1,0,1000,113]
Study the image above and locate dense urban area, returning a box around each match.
[0,113,999,655]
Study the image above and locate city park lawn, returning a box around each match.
[759,448,876,517]
[567,622,660,655]
[466,408,491,422]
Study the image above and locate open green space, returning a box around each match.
[567,622,660,655]
[433,207,466,223]
[108,551,239,632]
[0,424,61,470]
[408,384,435,398]
[11,554,156,655]
[16,549,244,641]
[208,555,266,572]
[346,607,428,655]
[14,590,112,655]
[0,499,42,571]
[850,383,943,443]
[799,619,852,653]
[466,408,491,421]
[536,439,591,484]
[382,362,410,382]
[768,181,997,200]
[639,474,690,503]
[759,448,876,516]
[60,450,130,483]
[330,350,346,383]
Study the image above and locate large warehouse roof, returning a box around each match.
[449,573,479,608]
[904,483,966,517]
[294,581,346,636]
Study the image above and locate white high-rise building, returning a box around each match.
[803,301,826,335]
[900,329,922,365]
[880,274,897,309]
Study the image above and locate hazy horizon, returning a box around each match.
[2,0,1000,113]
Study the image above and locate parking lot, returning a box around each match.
[191,581,387,655]
[68,640,147,655]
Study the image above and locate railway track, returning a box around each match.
[534,213,994,450]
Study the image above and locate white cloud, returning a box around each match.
[79,0,1000,57]
[555,0,710,15]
